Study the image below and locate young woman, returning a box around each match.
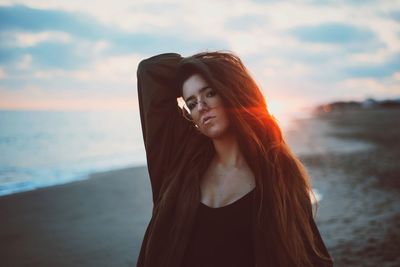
[136,51,333,267]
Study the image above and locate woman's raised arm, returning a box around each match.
[137,53,196,204]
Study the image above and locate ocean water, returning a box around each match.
[0,110,146,196]
[0,109,323,202]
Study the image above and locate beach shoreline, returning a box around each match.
[0,166,152,267]
[287,108,400,266]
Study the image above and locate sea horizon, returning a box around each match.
[0,109,148,196]
[0,108,312,197]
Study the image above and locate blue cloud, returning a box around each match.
[388,10,400,21]
[0,4,226,53]
[0,41,90,70]
[345,54,400,78]
[0,46,22,63]
[0,4,226,70]
[290,22,376,44]
[0,5,112,69]
[0,5,103,40]
[26,42,90,69]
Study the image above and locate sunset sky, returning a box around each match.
[0,0,399,118]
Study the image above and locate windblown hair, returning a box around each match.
[177,51,330,266]
[147,51,331,267]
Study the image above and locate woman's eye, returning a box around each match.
[206,90,216,97]
[187,102,196,110]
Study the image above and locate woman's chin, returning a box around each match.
[201,127,229,140]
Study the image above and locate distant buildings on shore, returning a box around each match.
[315,98,400,113]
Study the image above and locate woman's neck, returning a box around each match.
[211,133,245,169]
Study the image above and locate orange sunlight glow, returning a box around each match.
[177,94,308,130]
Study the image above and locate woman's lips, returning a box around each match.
[203,116,215,125]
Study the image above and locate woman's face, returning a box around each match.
[182,74,230,139]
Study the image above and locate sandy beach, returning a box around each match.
[0,166,153,267]
[1,108,399,266]
[286,108,400,267]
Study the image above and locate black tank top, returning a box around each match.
[181,189,255,267]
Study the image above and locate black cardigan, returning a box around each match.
[136,53,333,267]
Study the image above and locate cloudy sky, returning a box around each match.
[0,0,399,117]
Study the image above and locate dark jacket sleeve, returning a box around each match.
[137,53,196,204]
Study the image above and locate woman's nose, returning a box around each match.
[197,99,209,112]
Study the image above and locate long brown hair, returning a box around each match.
[179,52,323,266]
[149,51,330,266]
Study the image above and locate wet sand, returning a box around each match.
[1,108,399,266]
[286,108,400,267]
[0,166,153,267]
